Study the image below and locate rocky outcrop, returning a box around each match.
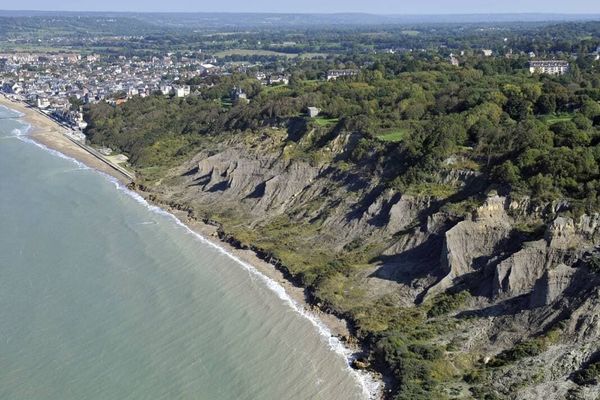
[193,147,320,215]
[152,134,600,400]
[430,195,514,293]
[530,263,578,307]
[494,239,549,299]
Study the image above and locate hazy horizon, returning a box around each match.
[2,10,600,16]
[2,0,600,14]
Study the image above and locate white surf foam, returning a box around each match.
[11,124,90,170]
[106,178,382,399]
[9,109,382,399]
[0,104,25,118]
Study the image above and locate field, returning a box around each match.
[376,128,408,142]
[313,117,339,127]
[542,113,574,125]
[213,49,328,59]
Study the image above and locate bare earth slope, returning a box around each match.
[137,128,600,399]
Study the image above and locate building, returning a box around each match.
[36,96,50,109]
[159,84,172,96]
[327,69,359,81]
[449,54,460,66]
[231,86,248,104]
[482,49,493,57]
[173,85,191,98]
[307,107,320,118]
[268,74,289,86]
[529,60,570,75]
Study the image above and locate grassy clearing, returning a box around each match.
[262,85,293,94]
[214,49,329,59]
[313,117,339,127]
[220,99,233,109]
[542,113,574,125]
[376,128,409,142]
[214,49,299,58]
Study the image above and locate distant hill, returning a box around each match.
[0,10,599,29]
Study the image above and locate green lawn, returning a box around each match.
[214,49,328,59]
[376,128,408,142]
[214,49,300,58]
[220,99,233,109]
[541,113,574,125]
[262,85,293,94]
[313,117,339,127]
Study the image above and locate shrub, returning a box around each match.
[572,362,600,386]
[427,291,472,318]
[488,339,546,367]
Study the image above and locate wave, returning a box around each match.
[0,104,25,118]
[9,110,381,399]
[106,178,382,399]
[10,124,90,171]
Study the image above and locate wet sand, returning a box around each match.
[0,95,132,185]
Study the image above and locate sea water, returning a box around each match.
[0,106,370,400]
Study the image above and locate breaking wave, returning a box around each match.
[9,110,382,400]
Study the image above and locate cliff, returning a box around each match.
[137,128,600,400]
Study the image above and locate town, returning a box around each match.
[0,50,303,138]
[1,47,592,139]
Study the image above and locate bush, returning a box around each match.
[488,340,544,367]
[427,291,472,318]
[572,362,600,386]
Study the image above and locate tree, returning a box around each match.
[551,121,591,148]
[535,94,556,115]
[493,160,521,185]
[581,99,600,120]
[506,96,532,121]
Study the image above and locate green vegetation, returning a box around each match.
[313,117,339,127]
[427,292,472,318]
[87,59,600,211]
[403,183,458,199]
[214,49,301,58]
[377,128,408,142]
[488,325,563,368]
[542,113,574,125]
[573,361,600,386]
[80,20,600,400]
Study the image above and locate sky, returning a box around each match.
[2,0,600,14]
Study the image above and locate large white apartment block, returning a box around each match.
[529,60,570,75]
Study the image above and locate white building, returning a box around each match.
[327,69,359,81]
[529,60,570,75]
[36,96,50,108]
[268,74,289,85]
[449,54,460,66]
[160,84,172,95]
[307,107,320,118]
[174,85,191,98]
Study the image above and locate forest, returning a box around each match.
[87,43,600,212]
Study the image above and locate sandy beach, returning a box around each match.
[0,95,383,398]
[0,95,133,185]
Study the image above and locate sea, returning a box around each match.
[0,105,371,400]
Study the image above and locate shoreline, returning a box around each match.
[0,95,133,185]
[1,96,385,399]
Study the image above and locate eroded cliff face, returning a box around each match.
[148,130,600,399]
